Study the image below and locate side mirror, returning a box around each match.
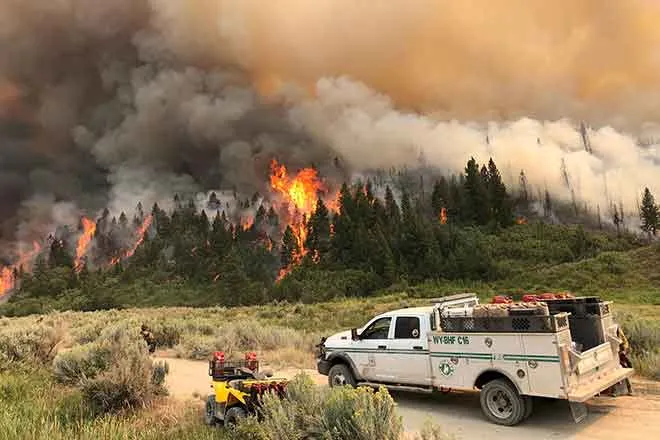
[351,328,360,341]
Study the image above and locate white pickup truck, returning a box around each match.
[316,293,634,426]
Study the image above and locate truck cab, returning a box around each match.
[319,306,434,386]
[316,293,634,426]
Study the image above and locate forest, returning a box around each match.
[1,156,655,316]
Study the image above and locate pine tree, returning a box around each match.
[640,187,659,236]
[280,226,299,268]
[487,158,513,227]
[255,205,267,229]
[118,212,128,229]
[612,204,622,236]
[448,175,462,223]
[544,190,553,218]
[518,170,529,206]
[431,177,449,218]
[305,199,331,263]
[267,207,279,228]
[208,192,220,211]
[384,185,401,231]
[463,158,491,225]
[199,210,210,236]
[338,183,355,218]
[399,191,426,272]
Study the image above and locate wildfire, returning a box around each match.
[270,159,330,281]
[270,160,325,215]
[110,215,153,265]
[74,217,96,272]
[439,207,447,225]
[0,267,13,297]
[516,216,527,225]
[0,241,41,297]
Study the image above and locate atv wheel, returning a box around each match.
[205,395,217,426]
[224,406,247,428]
[480,379,526,426]
[328,364,357,388]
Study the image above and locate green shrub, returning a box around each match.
[53,344,112,385]
[0,320,64,370]
[53,323,168,415]
[233,374,403,440]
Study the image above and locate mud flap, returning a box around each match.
[569,402,588,423]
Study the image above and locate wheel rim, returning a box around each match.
[486,388,514,420]
[332,372,347,386]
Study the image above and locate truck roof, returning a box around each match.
[378,306,434,317]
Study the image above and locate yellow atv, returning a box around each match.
[205,351,289,428]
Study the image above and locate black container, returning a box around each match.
[568,315,604,350]
[439,316,560,333]
[545,296,605,317]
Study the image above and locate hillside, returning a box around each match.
[1,156,656,317]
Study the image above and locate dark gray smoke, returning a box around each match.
[0,0,342,260]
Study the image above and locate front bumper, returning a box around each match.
[317,359,331,376]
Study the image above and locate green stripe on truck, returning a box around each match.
[325,348,560,363]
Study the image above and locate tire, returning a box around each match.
[224,406,247,428]
[523,396,534,420]
[205,395,217,426]
[328,363,357,388]
[479,379,526,426]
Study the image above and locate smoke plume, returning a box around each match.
[1,0,660,260]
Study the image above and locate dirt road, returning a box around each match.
[157,356,660,440]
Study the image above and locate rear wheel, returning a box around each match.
[328,364,357,388]
[480,379,526,426]
[205,395,217,426]
[224,406,247,428]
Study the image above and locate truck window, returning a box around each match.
[361,317,391,339]
[394,317,420,339]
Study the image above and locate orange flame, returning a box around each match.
[74,217,96,272]
[0,267,13,297]
[439,207,447,225]
[270,160,325,216]
[516,216,527,225]
[241,217,254,231]
[110,215,153,265]
[0,241,41,297]
[326,191,341,213]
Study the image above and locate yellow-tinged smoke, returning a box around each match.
[156,0,660,125]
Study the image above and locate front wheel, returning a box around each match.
[479,379,526,426]
[205,395,217,426]
[328,364,357,388]
[225,406,247,428]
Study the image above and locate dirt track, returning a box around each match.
[157,356,660,439]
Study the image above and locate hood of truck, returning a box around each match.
[324,330,353,347]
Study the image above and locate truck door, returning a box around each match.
[385,315,432,385]
[354,316,393,381]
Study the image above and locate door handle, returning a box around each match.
[413,346,424,350]
[378,345,387,350]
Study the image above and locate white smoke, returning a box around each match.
[289,77,660,217]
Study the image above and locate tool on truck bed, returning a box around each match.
[205,351,290,428]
